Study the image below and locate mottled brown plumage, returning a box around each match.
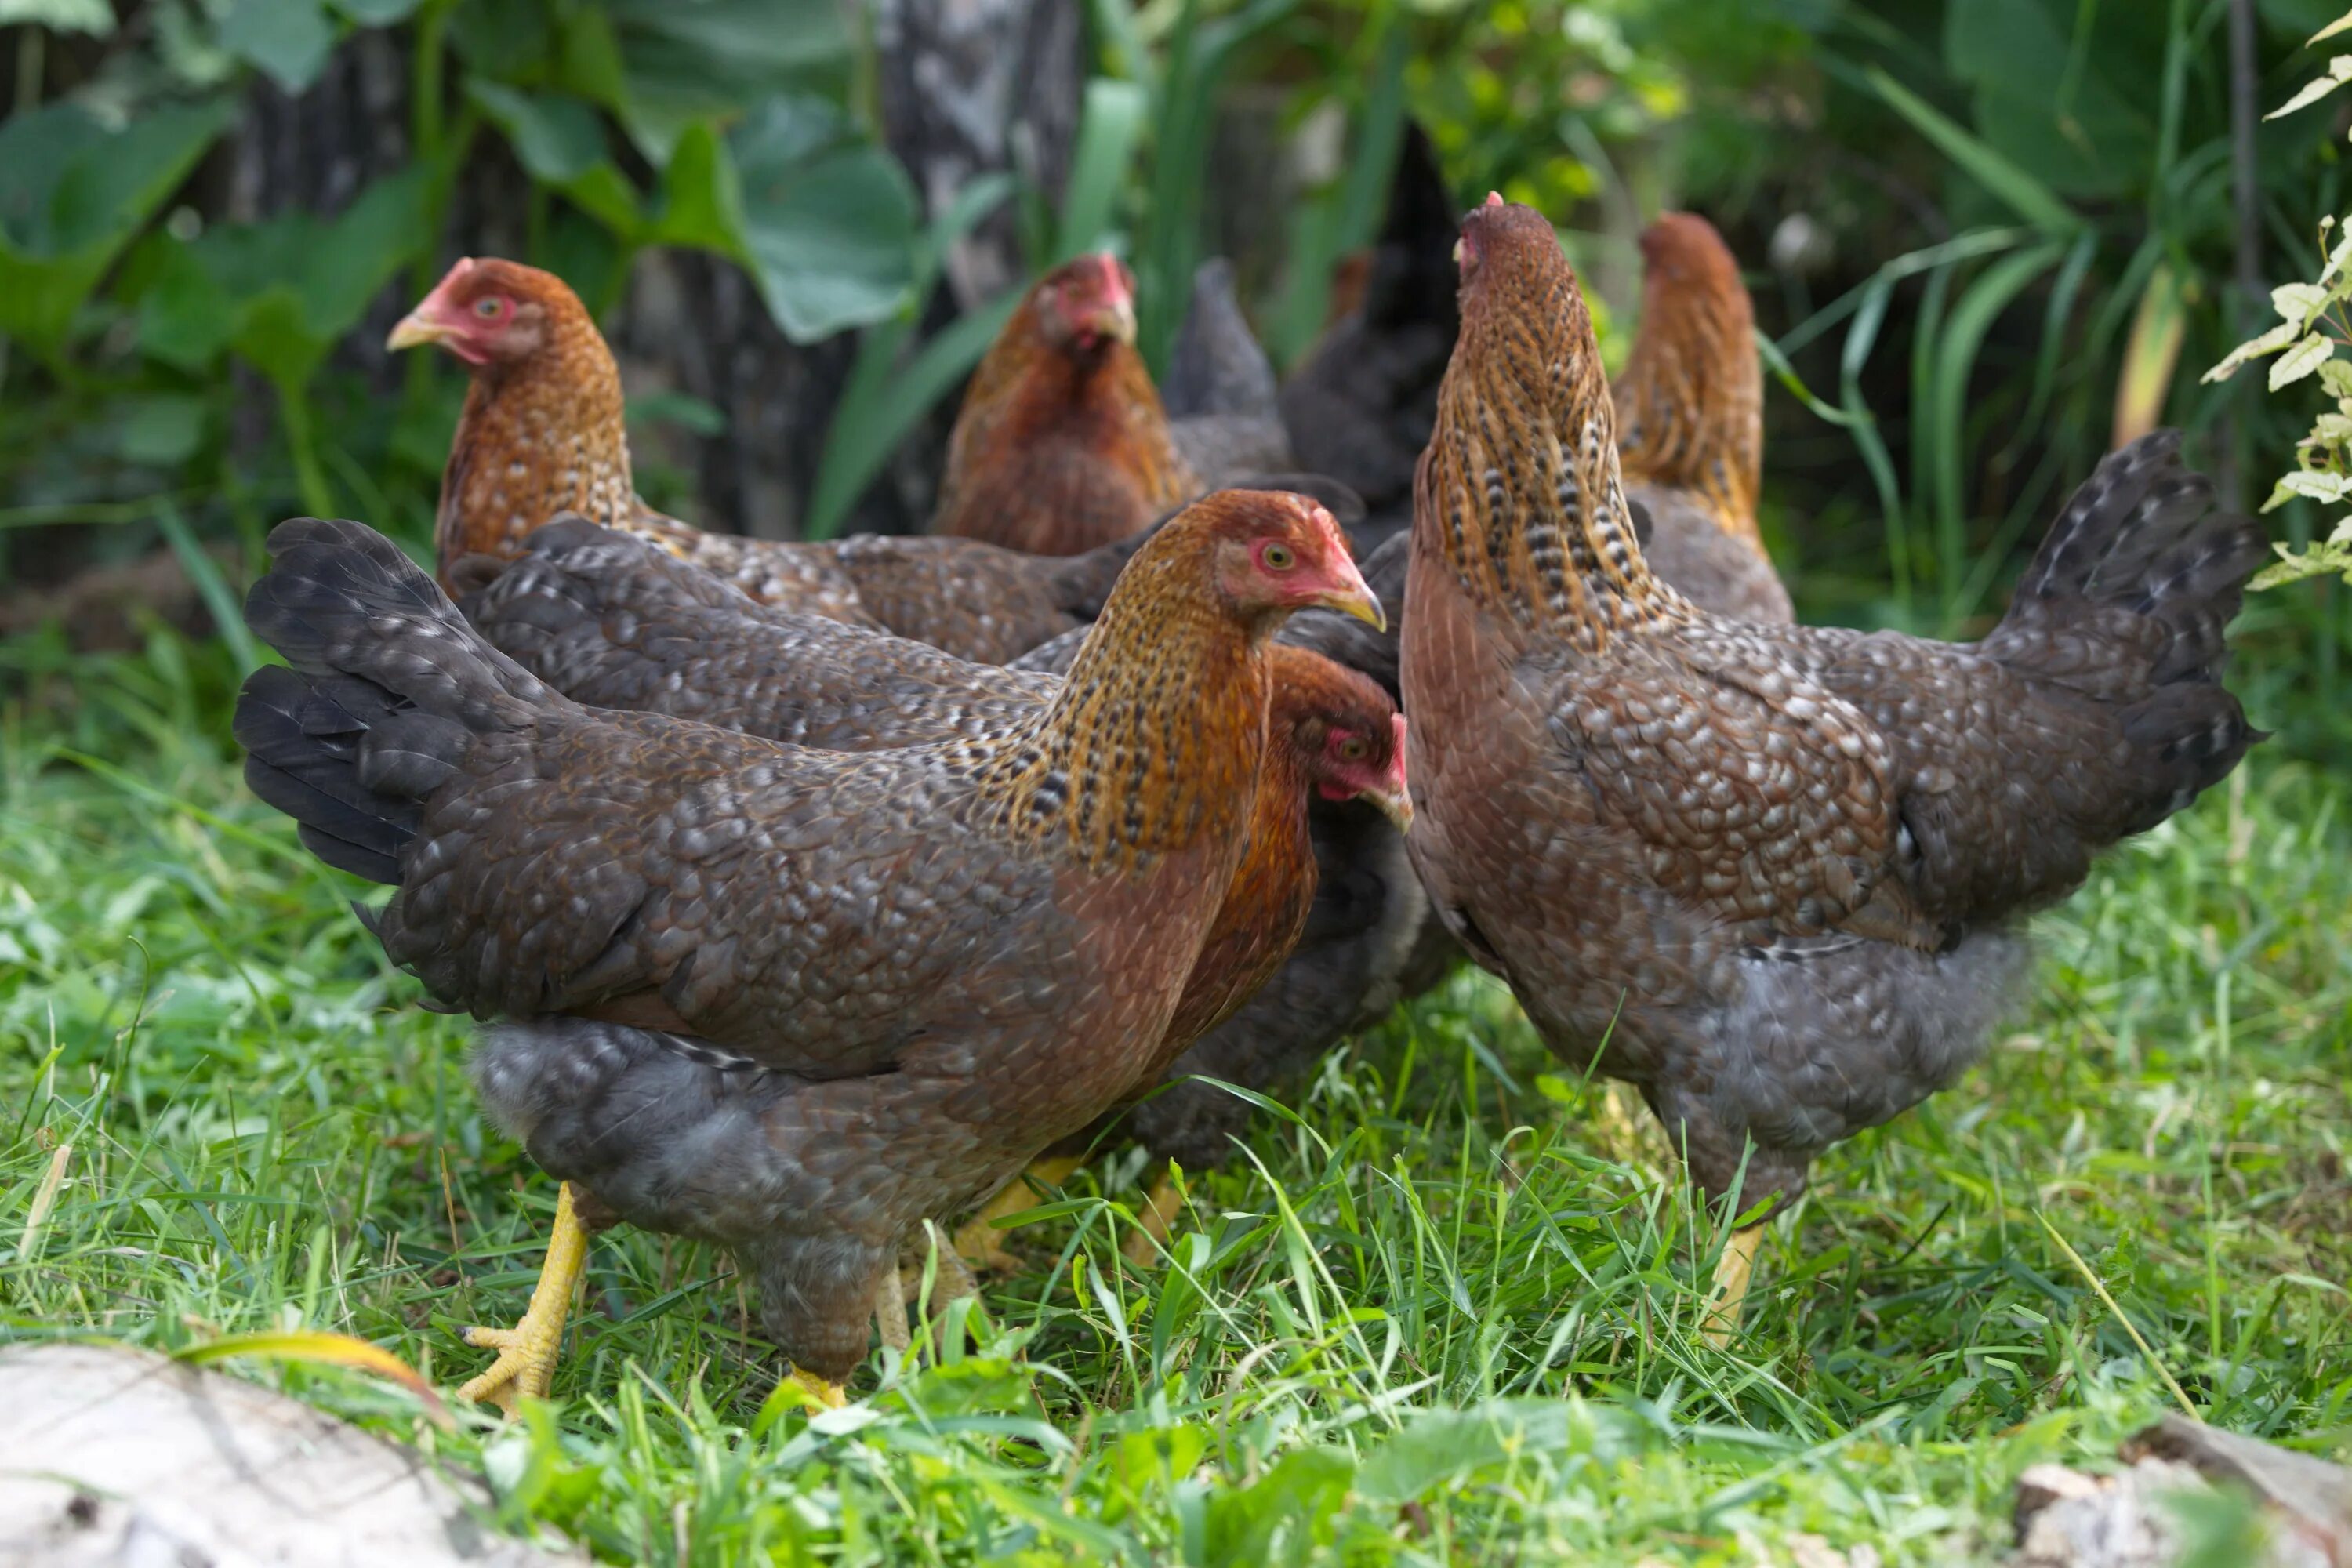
[1611,212,1792,625]
[236,491,1377,1388]
[935,255,1200,555]
[389,258,873,625]
[393,257,1180,662]
[1402,198,2264,1240]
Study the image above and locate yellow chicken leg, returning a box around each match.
[873,1263,911,1354]
[1120,1171,1185,1267]
[952,1156,1083,1273]
[781,1366,848,1410]
[1701,1224,1764,1347]
[458,1181,592,1411]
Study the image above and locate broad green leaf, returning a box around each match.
[1055,78,1148,261]
[608,0,854,162]
[2270,333,2335,390]
[2274,281,2330,324]
[730,104,919,342]
[328,0,422,23]
[1867,65,2081,232]
[216,0,339,93]
[0,99,233,355]
[137,238,239,370]
[466,81,608,183]
[1940,0,2142,201]
[559,164,644,237]
[2268,469,2352,507]
[648,122,745,255]
[0,0,114,33]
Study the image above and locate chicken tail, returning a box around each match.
[234,517,557,885]
[1985,430,2269,826]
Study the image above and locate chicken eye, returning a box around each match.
[474,297,503,318]
[1262,543,1296,572]
[1337,736,1368,762]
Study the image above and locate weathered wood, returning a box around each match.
[0,1341,585,1566]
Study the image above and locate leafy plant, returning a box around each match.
[2204,8,2352,590]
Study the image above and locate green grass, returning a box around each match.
[2,631,2347,1566]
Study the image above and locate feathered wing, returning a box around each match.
[457,520,1054,745]
[1777,431,2265,928]
[240,517,1070,1076]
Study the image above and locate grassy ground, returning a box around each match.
[2,630,2347,1567]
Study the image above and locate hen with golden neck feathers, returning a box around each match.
[1402,197,2263,1246]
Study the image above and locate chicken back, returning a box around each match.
[1402,198,2265,1218]
[235,491,1375,1385]
[1612,212,1793,625]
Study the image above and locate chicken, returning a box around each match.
[395,256,1322,665]
[956,644,1410,1269]
[1400,198,2264,1335]
[1162,258,1294,481]
[387,257,875,625]
[934,254,1200,554]
[455,517,1414,1269]
[234,491,1381,1407]
[1612,212,1793,625]
[1279,120,1461,557]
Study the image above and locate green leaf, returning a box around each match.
[2270,56,2352,118]
[607,0,854,162]
[0,99,234,357]
[0,0,115,34]
[2270,333,2334,390]
[216,0,339,93]
[649,121,746,255]
[466,81,608,183]
[730,105,920,342]
[1055,78,1147,261]
[328,0,422,23]
[1867,65,2082,233]
[559,164,644,237]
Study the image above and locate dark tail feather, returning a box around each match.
[236,517,556,885]
[1991,431,2269,823]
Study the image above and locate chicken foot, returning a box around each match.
[457,1181,593,1411]
[1119,1171,1185,1267]
[1701,1224,1764,1348]
[951,1156,1083,1273]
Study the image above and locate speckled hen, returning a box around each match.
[1401,198,2265,1333]
[390,257,1235,664]
[1612,212,1793,625]
[449,519,1408,1267]
[234,491,1380,1407]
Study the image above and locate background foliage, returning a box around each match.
[5,0,2352,760]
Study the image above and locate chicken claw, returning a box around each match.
[952,1157,1083,1274]
[1120,1171,1185,1268]
[781,1367,848,1410]
[457,1181,592,1412]
[1701,1225,1764,1348]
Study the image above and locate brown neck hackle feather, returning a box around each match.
[435,262,635,569]
[1612,212,1764,543]
[1160,645,1396,1047]
[937,261,1199,555]
[1417,199,1684,650]
[968,492,1316,872]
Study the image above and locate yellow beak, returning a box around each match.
[387,307,454,353]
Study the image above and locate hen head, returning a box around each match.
[1029,253,1139,360]
[389,257,589,369]
[1267,647,1410,830]
[1176,489,1384,633]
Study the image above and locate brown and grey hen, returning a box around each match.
[1402,198,2265,1333]
[234,492,1379,1407]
